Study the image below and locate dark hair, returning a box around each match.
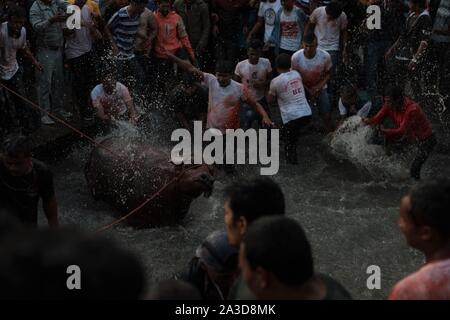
[275,53,291,70]
[0,228,146,299]
[409,0,427,9]
[8,5,26,19]
[302,32,317,45]
[225,177,285,224]
[131,0,149,4]
[147,280,202,300]
[408,179,450,239]
[325,1,343,19]
[248,39,263,50]
[384,84,404,105]
[340,83,357,98]
[243,216,314,286]
[2,135,32,158]
[216,60,234,74]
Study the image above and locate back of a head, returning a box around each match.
[384,84,404,104]
[225,177,285,225]
[275,53,292,70]
[7,4,26,19]
[325,1,343,19]
[340,83,357,98]
[147,280,201,300]
[0,228,146,299]
[409,179,450,240]
[243,216,314,287]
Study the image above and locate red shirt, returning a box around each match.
[368,97,433,142]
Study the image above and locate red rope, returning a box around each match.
[0,82,119,159]
[0,83,208,232]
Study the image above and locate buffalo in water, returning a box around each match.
[84,137,215,228]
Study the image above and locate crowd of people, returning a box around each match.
[0,0,449,300]
[0,0,447,177]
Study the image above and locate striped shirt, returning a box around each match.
[108,6,140,60]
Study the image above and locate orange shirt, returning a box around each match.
[153,11,194,59]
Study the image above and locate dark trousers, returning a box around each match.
[282,116,312,163]
[364,40,390,100]
[67,52,94,118]
[0,68,39,134]
[411,134,437,180]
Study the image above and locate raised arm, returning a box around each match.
[166,52,204,81]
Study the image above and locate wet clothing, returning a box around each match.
[202,72,254,132]
[368,97,435,179]
[390,257,450,300]
[367,97,433,143]
[0,158,54,227]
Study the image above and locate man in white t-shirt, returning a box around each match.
[166,53,274,133]
[234,39,273,129]
[247,0,281,61]
[65,0,101,122]
[291,33,334,132]
[265,0,307,56]
[0,6,42,134]
[267,53,311,164]
[305,1,348,107]
[90,73,138,129]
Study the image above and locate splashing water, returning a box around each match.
[329,116,412,180]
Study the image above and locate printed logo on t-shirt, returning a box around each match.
[265,8,277,26]
[164,23,172,37]
[281,21,299,38]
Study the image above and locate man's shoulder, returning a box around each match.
[91,84,103,95]
[259,57,272,66]
[235,59,248,69]
[292,49,305,60]
[317,48,331,59]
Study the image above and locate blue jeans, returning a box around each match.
[240,98,269,130]
[307,88,331,115]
